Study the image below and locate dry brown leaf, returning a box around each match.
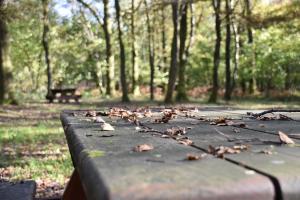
[185,153,207,161]
[86,111,97,117]
[101,123,115,131]
[164,127,186,136]
[278,131,295,144]
[177,138,193,146]
[133,144,154,152]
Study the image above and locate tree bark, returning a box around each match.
[165,0,179,103]
[224,0,231,101]
[176,2,188,102]
[145,0,155,100]
[244,0,255,94]
[131,0,140,95]
[42,0,52,99]
[209,0,222,103]
[161,6,167,73]
[0,0,6,104]
[231,20,240,93]
[103,0,115,96]
[115,0,130,102]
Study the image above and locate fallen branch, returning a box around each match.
[247,109,300,117]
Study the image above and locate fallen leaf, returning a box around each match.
[259,124,265,128]
[133,144,154,152]
[278,131,295,144]
[86,111,97,117]
[177,138,193,146]
[277,114,293,121]
[185,153,207,161]
[101,123,115,131]
[164,127,186,136]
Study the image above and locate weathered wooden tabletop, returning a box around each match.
[61,108,300,200]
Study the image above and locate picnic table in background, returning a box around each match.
[46,88,81,103]
[60,108,300,200]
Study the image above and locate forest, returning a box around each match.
[0,0,299,104]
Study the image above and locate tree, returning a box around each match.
[115,0,130,102]
[224,0,232,100]
[131,0,140,95]
[165,0,179,103]
[209,0,222,103]
[103,0,115,96]
[0,0,14,104]
[176,2,188,102]
[144,0,155,100]
[42,0,52,99]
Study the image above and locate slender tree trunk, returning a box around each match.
[0,0,6,104]
[244,0,255,94]
[115,0,130,102]
[131,0,140,95]
[103,0,115,96]
[161,6,167,73]
[145,0,155,100]
[209,0,222,103]
[176,2,188,102]
[224,0,231,101]
[165,0,179,103]
[231,20,240,93]
[42,0,52,99]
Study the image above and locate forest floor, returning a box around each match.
[0,98,299,199]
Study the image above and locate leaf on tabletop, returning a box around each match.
[85,111,97,117]
[164,127,186,136]
[133,144,154,152]
[185,153,207,161]
[177,137,193,146]
[279,131,295,144]
[101,123,115,131]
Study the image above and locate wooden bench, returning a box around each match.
[61,109,300,200]
[46,88,81,103]
[0,180,36,200]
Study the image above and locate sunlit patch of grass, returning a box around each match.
[0,119,72,184]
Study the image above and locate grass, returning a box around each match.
[0,120,72,184]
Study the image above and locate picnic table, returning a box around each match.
[60,108,300,200]
[46,88,81,103]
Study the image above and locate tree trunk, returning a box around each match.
[42,0,52,99]
[224,0,231,101]
[131,0,140,96]
[231,20,240,93]
[115,0,130,102]
[103,0,115,96]
[0,0,5,104]
[244,0,255,94]
[209,0,222,103]
[145,0,155,100]
[176,2,188,102]
[161,6,167,73]
[165,0,179,104]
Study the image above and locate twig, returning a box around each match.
[247,109,300,117]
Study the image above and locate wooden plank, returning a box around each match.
[142,114,300,200]
[61,111,274,200]
[0,180,36,200]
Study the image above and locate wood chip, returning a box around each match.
[133,144,153,152]
[278,131,295,144]
[100,123,115,131]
